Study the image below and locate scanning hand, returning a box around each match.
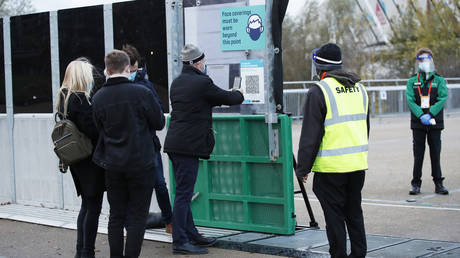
[420,114,432,125]
[233,88,244,94]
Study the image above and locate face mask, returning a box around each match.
[201,64,207,75]
[416,54,435,73]
[418,61,434,73]
[129,71,137,81]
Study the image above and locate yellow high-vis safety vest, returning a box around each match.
[311,77,369,173]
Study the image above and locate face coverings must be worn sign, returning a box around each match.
[220,5,266,51]
[240,59,265,104]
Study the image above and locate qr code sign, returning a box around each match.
[245,75,259,94]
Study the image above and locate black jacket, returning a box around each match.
[133,68,164,151]
[164,65,244,159]
[58,90,105,197]
[92,77,165,171]
[296,70,370,178]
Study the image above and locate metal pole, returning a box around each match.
[293,157,318,228]
[104,4,114,55]
[297,94,300,118]
[4,17,16,204]
[50,11,64,209]
[165,0,184,111]
[398,90,403,113]
[371,91,376,117]
[264,0,279,161]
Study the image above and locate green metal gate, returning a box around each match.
[169,114,296,235]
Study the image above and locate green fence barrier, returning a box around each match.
[169,114,296,235]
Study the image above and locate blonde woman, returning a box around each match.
[56,59,105,258]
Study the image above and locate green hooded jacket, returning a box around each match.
[405,72,448,130]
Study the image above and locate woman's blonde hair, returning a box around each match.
[56,59,94,115]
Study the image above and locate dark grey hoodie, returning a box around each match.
[295,70,370,178]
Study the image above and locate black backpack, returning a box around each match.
[51,94,93,172]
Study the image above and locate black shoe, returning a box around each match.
[145,212,164,229]
[191,236,217,247]
[435,183,449,195]
[172,242,208,255]
[409,185,420,195]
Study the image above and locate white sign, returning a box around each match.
[379,90,387,100]
[240,59,264,104]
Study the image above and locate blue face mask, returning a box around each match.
[201,64,207,75]
[129,71,137,81]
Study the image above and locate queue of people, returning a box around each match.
[56,43,243,257]
[56,41,449,258]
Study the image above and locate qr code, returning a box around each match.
[245,75,259,94]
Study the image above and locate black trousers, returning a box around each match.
[106,169,154,258]
[168,153,201,245]
[411,128,443,186]
[76,193,103,258]
[313,171,367,258]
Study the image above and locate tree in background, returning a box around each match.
[380,0,460,77]
[282,0,460,83]
[282,0,376,85]
[282,1,326,84]
[0,0,35,17]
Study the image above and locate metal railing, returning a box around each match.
[283,78,460,118]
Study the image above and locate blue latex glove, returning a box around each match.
[420,114,432,125]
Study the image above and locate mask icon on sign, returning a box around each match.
[246,14,264,41]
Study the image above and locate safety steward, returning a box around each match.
[296,43,369,258]
[406,48,449,195]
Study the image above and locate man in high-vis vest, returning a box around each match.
[296,43,369,258]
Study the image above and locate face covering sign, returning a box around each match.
[220,5,266,51]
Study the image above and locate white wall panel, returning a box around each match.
[0,115,12,203]
[4,114,169,212]
[13,114,61,207]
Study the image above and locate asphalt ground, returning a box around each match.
[0,219,281,258]
[1,113,459,257]
[292,112,460,242]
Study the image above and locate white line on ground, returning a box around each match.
[405,188,460,202]
[294,193,460,212]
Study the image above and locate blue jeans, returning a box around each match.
[168,153,201,245]
[153,152,173,224]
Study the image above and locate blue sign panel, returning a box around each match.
[220,5,266,51]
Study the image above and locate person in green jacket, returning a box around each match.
[406,48,449,195]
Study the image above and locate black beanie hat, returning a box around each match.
[312,43,343,71]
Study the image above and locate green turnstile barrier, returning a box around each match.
[169,114,296,235]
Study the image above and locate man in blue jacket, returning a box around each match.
[164,44,244,255]
[92,50,164,258]
[122,44,173,233]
